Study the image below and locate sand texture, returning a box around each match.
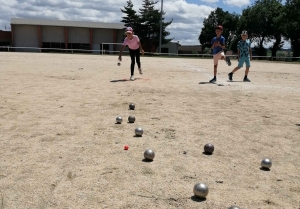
[0,52,300,209]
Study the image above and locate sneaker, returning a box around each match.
[138,68,143,74]
[209,77,216,83]
[130,75,135,81]
[243,77,251,82]
[228,72,233,81]
[225,57,231,66]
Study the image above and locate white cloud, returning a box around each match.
[159,0,214,44]
[200,0,219,3]
[1,0,290,48]
[223,0,250,7]
[0,0,215,45]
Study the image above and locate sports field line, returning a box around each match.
[176,60,300,92]
[176,59,228,85]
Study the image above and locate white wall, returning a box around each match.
[68,27,89,43]
[160,42,179,54]
[13,25,39,51]
[116,30,125,43]
[93,29,113,44]
[12,25,125,53]
[42,26,64,42]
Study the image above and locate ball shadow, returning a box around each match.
[142,159,153,163]
[260,167,270,171]
[133,135,143,138]
[190,196,207,202]
[202,152,213,155]
[115,123,122,125]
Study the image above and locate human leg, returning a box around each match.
[129,48,136,76]
[243,57,251,82]
[228,57,244,81]
[135,48,143,74]
[210,54,220,82]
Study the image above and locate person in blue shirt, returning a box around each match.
[228,30,252,82]
[210,25,231,83]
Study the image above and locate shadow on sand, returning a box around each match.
[110,78,131,82]
[190,196,207,202]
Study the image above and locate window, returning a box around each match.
[161,48,169,53]
[42,42,65,53]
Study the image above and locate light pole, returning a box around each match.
[159,0,163,54]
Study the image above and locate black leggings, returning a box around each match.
[129,48,141,76]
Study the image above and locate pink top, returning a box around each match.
[122,35,140,50]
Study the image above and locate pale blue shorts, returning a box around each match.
[238,57,251,68]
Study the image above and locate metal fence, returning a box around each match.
[0,46,299,62]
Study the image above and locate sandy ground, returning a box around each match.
[0,52,299,209]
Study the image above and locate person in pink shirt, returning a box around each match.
[118,27,144,81]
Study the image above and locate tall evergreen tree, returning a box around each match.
[120,0,139,29]
[120,0,172,52]
[138,0,172,52]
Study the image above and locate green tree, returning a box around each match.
[229,37,240,54]
[138,0,172,52]
[283,0,300,60]
[120,0,140,29]
[238,0,284,57]
[238,6,266,56]
[120,0,172,52]
[198,8,239,52]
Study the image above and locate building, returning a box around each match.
[10,18,125,53]
[160,42,179,54]
[0,31,12,49]
[178,45,202,54]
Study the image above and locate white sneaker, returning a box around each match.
[138,68,143,74]
[130,75,135,81]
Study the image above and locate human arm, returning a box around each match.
[218,37,226,50]
[249,48,252,60]
[217,42,225,49]
[211,41,216,49]
[237,50,240,60]
[211,38,216,49]
[212,38,225,49]
[138,42,144,55]
[118,45,126,61]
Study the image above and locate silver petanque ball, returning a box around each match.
[128,115,136,123]
[228,206,241,209]
[116,116,123,124]
[144,149,155,161]
[129,103,135,110]
[135,127,143,136]
[261,158,272,169]
[193,183,209,198]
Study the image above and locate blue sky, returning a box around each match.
[186,0,252,13]
[0,0,290,48]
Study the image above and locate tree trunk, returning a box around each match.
[258,36,265,59]
[292,38,300,61]
[271,34,282,61]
